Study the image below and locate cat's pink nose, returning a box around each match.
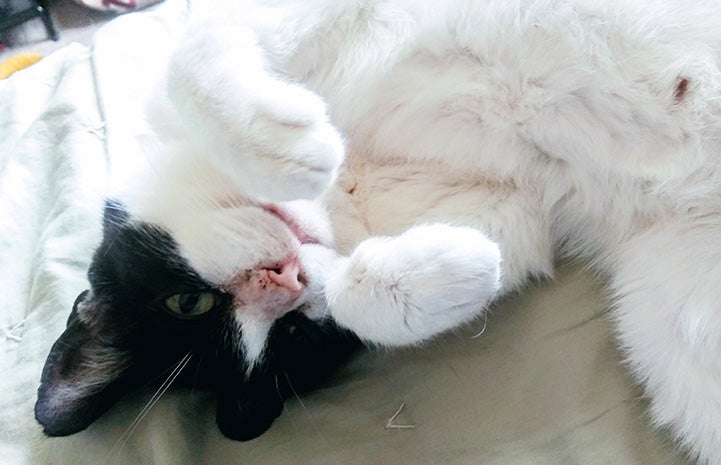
[266,257,304,292]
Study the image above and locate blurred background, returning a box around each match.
[1,0,131,60]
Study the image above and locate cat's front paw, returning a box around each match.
[167,52,344,201]
[326,224,502,346]
[232,83,345,201]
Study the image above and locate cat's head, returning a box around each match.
[34,148,360,441]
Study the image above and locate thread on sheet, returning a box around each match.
[385,401,416,429]
[2,319,27,342]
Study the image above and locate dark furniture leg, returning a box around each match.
[0,0,59,43]
[36,0,58,41]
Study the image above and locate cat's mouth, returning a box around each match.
[262,204,320,245]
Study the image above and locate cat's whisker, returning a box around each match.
[470,313,488,339]
[282,370,324,439]
[109,353,192,464]
[189,351,209,401]
[274,374,284,401]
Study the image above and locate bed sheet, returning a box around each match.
[0,2,692,464]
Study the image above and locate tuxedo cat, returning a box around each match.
[36,1,721,464]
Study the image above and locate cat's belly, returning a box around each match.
[325,154,557,291]
[325,155,543,254]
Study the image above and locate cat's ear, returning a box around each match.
[35,291,136,436]
[101,199,129,237]
[215,376,284,441]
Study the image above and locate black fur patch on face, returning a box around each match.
[35,200,360,440]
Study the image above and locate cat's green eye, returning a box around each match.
[164,292,217,318]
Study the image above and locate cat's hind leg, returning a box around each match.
[303,224,501,346]
[610,218,721,465]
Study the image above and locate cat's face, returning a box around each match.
[34,148,359,441]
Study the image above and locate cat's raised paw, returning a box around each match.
[326,224,502,346]
[241,83,345,201]
[167,57,344,202]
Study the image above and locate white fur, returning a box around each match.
[324,224,500,346]
[121,0,721,463]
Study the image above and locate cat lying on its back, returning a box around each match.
[36,1,721,463]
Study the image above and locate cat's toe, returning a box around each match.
[258,82,331,130]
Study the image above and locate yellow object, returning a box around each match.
[0,53,44,79]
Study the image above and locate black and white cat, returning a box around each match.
[35,0,721,463]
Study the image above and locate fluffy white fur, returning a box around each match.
[118,0,721,463]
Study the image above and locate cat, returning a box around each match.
[35,0,721,463]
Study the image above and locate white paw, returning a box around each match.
[243,83,345,201]
[326,224,502,346]
[167,58,344,202]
